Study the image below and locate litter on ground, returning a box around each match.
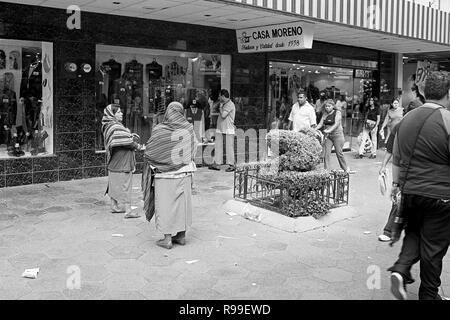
[22,268,39,279]
[186,260,199,264]
[112,234,124,237]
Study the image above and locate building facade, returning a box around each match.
[0,0,449,188]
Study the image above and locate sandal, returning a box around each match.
[157,239,173,250]
[124,212,141,219]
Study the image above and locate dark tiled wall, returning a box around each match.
[0,2,237,187]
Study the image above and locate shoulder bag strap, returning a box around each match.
[398,106,443,191]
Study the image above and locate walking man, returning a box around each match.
[388,71,450,300]
[208,89,236,172]
[288,91,317,132]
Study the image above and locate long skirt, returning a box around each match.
[106,171,133,207]
[154,174,192,235]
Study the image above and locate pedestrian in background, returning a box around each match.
[288,90,317,132]
[316,99,352,173]
[208,89,236,172]
[143,101,197,250]
[388,71,450,300]
[355,97,380,159]
[404,84,425,115]
[379,98,403,144]
[102,104,142,219]
[377,122,400,242]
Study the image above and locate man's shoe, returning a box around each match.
[369,154,377,159]
[390,272,408,300]
[208,165,221,171]
[354,154,364,159]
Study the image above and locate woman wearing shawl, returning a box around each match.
[102,104,142,219]
[142,101,197,249]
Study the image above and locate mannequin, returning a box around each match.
[185,99,204,142]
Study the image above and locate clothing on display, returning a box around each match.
[9,51,20,70]
[102,58,122,102]
[0,50,5,69]
[0,87,17,145]
[146,59,163,81]
[185,101,205,142]
[20,58,42,99]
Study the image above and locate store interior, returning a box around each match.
[268,61,377,144]
[95,45,231,150]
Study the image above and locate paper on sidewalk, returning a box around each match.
[22,268,40,279]
[112,234,124,237]
[186,260,199,264]
[217,236,239,240]
[226,211,239,217]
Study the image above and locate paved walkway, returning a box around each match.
[0,151,448,300]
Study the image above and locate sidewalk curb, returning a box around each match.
[222,199,359,233]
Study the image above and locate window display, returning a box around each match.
[0,39,53,158]
[95,45,231,150]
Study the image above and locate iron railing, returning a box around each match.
[234,167,349,215]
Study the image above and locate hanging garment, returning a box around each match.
[0,50,5,69]
[9,51,20,70]
[20,60,42,99]
[102,59,122,102]
[146,60,163,81]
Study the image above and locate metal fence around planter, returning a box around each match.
[233,167,349,215]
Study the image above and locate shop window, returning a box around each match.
[95,45,231,149]
[0,39,53,159]
[269,61,378,148]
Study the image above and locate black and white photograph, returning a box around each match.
[0,0,449,309]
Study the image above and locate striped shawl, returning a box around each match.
[144,101,197,173]
[102,104,134,164]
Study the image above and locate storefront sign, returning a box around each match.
[236,22,314,53]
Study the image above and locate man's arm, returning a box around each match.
[379,151,393,175]
[219,103,231,119]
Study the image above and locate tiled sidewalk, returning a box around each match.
[0,154,448,300]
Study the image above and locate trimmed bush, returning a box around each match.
[266,129,322,172]
[235,129,348,219]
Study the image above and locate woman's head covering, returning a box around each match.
[144,101,197,173]
[102,104,133,164]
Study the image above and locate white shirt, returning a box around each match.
[216,99,236,135]
[288,102,316,132]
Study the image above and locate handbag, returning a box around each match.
[389,106,443,245]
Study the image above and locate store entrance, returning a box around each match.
[268,61,376,151]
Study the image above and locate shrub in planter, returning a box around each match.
[266,129,322,172]
[259,169,334,219]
